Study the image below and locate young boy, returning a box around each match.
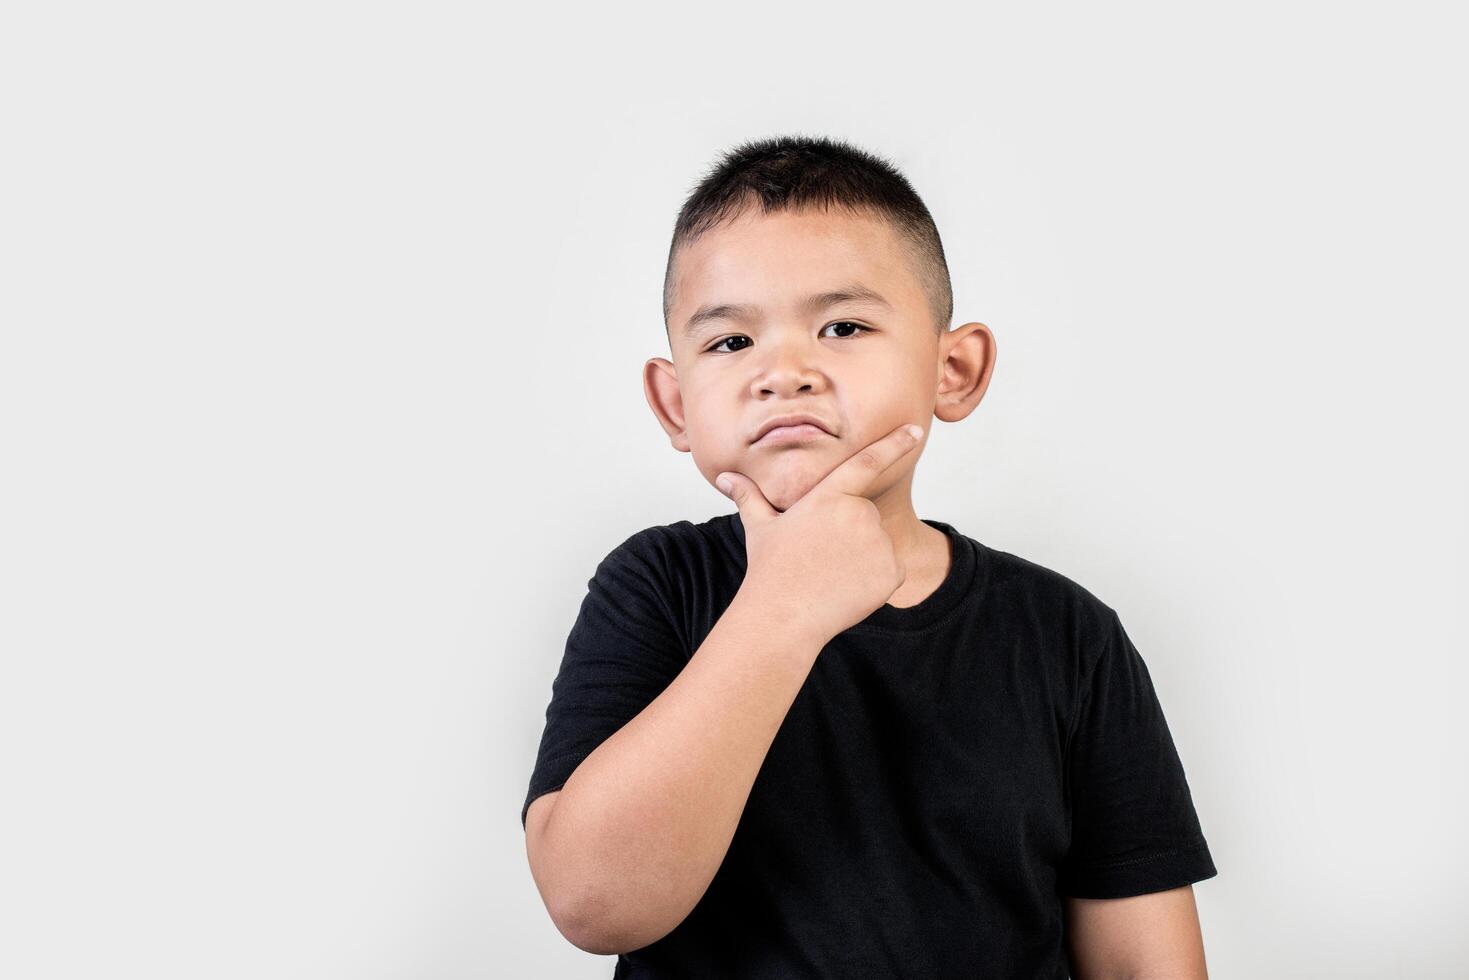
[522,135,1217,978]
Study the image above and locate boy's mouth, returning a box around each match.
[753,423,832,447]
[751,414,836,446]
[752,414,834,443]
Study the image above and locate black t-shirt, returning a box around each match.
[522,513,1217,978]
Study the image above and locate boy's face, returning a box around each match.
[647,205,968,513]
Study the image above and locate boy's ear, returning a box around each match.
[643,357,691,452]
[935,322,997,423]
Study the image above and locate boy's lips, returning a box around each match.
[750,413,836,445]
[753,423,832,447]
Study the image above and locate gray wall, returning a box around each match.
[3,2,1465,977]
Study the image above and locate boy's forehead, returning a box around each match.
[671,207,918,328]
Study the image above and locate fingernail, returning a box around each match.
[905,424,924,439]
[716,474,732,494]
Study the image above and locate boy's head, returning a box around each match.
[646,134,995,513]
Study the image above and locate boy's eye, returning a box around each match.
[704,321,872,354]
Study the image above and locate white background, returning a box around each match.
[3,2,1465,977]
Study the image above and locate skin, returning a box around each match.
[645,204,994,606]
[642,203,1209,977]
[1064,886,1209,979]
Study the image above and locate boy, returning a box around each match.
[522,135,1217,978]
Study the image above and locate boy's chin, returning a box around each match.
[748,461,838,513]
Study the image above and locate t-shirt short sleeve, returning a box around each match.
[521,530,690,830]
[1057,608,1218,898]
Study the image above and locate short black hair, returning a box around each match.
[663,133,954,337]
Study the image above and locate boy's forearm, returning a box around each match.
[537,584,825,954]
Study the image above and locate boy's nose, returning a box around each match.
[751,347,827,398]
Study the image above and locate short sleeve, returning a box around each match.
[1057,609,1218,898]
[521,531,690,829]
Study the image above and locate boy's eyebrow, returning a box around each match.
[683,284,892,337]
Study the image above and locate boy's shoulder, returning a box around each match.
[981,538,1119,620]
[595,512,742,571]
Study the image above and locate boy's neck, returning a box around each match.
[870,478,952,609]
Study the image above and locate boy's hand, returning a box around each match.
[714,422,927,644]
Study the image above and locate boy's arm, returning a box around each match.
[1063,885,1209,979]
[524,422,924,955]
[525,582,825,955]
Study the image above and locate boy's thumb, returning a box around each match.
[715,471,776,520]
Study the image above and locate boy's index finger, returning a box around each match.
[817,423,926,498]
